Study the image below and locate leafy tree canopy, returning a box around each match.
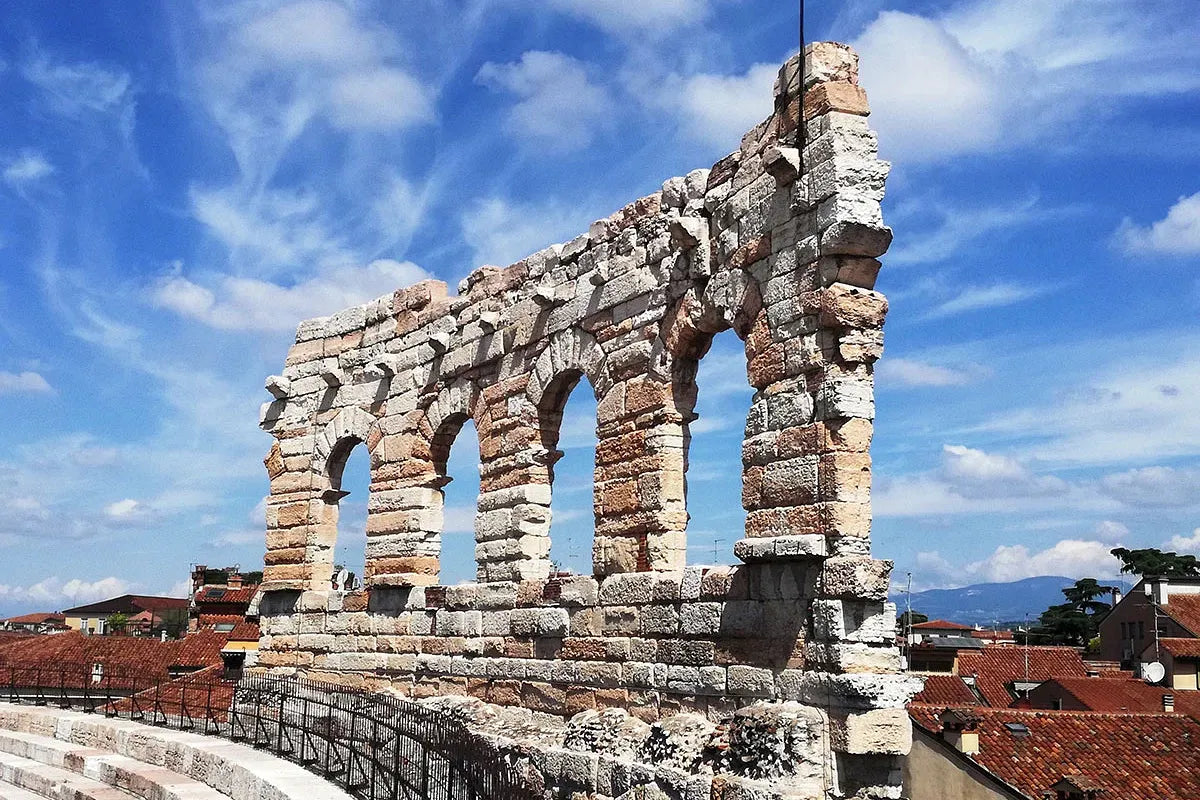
[1028,578,1115,648]
[898,610,928,630]
[1111,547,1200,579]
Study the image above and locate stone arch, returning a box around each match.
[313,406,381,475]
[527,329,610,409]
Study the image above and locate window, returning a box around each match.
[1138,621,1146,640]
[1121,621,1127,640]
[91,662,104,684]
[1052,699,1064,710]
[214,623,236,633]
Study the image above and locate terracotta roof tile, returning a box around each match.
[1036,677,1200,716]
[912,675,980,706]
[909,704,1200,800]
[1162,595,1200,635]
[956,646,1088,707]
[193,586,259,606]
[1160,637,1200,659]
[0,629,228,686]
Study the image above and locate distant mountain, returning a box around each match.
[890,576,1133,627]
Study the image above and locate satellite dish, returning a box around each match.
[1143,661,1166,684]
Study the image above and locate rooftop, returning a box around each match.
[61,594,189,616]
[1035,676,1200,716]
[910,705,1200,800]
[912,675,980,706]
[912,619,974,631]
[1161,595,1200,635]
[956,646,1089,707]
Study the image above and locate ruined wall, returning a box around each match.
[255,42,917,799]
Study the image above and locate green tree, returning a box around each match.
[1110,547,1200,579]
[898,610,928,631]
[106,613,128,635]
[1029,578,1115,647]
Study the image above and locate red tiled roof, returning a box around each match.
[1162,595,1200,635]
[912,675,980,706]
[0,631,34,648]
[0,629,229,686]
[956,646,1089,707]
[227,621,260,642]
[1160,637,1200,659]
[912,619,973,631]
[3,612,66,625]
[61,594,188,616]
[910,705,1200,800]
[199,614,244,626]
[1037,677,1200,716]
[193,586,258,605]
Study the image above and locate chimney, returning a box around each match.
[1111,587,1122,606]
[192,564,208,592]
[1147,577,1171,605]
[228,573,243,589]
[1163,693,1175,713]
[939,710,981,755]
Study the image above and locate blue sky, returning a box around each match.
[1,0,1198,614]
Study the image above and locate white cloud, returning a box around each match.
[968,539,1122,583]
[0,371,52,395]
[152,258,431,331]
[854,12,1001,162]
[104,499,141,519]
[0,576,133,609]
[477,51,613,152]
[22,54,131,116]
[1101,466,1200,508]
[3,151,55,186]
[666,62,778,150]
[541,0,708,36]
[876,358,973,388]
[237,1,390,67]
[1092,520,1129,544]
[328,68,434,131]
[460,197,593,270]
[443,506,477,535]
[1166,528,1200,554]
[941,444,1067,499]
[914,538,1123,589]
[924,283,1048,319]
[1116,192,1200,256]
[853,1,1200,163]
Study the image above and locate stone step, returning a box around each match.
[0,782,51,800]
[0,729,226,800]
[0,751,135,800]
[0,704,354,800]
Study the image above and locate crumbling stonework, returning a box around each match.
[255,42,916,799]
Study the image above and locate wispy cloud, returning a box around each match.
[876,358,977,388]
[923,282,1050,319]
[22,53,132,117]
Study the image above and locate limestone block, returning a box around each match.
[599,573,656,605]
[510,607,570,638]
[726,666,775,698]
[679,603,723,636]
[829,708,911,755]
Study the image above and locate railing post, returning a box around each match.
[276,687,286,754]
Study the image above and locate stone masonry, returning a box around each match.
[255,43,918,799]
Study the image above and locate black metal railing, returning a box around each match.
[0,662,541,800]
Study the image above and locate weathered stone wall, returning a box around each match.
[255,42,916,799]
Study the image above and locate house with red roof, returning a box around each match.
[1,612,67,634]
[61,595,189,637]
[906,704,1200,800]
[187,567,260,633]
[1097,576,1200,669]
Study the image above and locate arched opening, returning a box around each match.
[539,370,598,576]
[325,438,369,589]
[433,416,482,585]
[683,329,753,565]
